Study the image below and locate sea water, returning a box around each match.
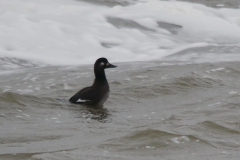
[0,0,240,66]
[0,0,240,160]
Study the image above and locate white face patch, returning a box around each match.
[106,63,109,66]
[100,62,104,66]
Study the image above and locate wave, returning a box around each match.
[0,91,62,109]
[0,0,240,66]
[196,121,240,135]
[0,57,43,70]
[99,129,210,151]
[110,74,221,102]
[189,121,240,149]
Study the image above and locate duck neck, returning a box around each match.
[94,68,107,81]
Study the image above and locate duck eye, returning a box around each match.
[106,63,109,66]
[100,62,104,66]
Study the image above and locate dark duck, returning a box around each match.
[69,58,117,107]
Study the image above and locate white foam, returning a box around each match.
[124,77,131,81]
[2,89,11,92]
[50,117,58,120]
[0,0,240,66]
[171,136,190,144]
[55,120,63,123]
[63,83,71,90]
[145,146,155,149]
[22,114,30,117]
[35,87,40,90]
[17,89,34,93]
[206,68,225,73]
[228,91,238,95]
[216,4,224,7]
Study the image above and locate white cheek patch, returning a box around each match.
[106,63,109,66]
[77,99,90,102]
[100,62,104,66]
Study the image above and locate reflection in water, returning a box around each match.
[56,98,110,122]
[70,104,110,122]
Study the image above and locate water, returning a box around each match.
[179,0,240,9]
[1,0,240,65]
[1,61,240,160]
[1,0,240,160]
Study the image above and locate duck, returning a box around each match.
[69,57,117,107]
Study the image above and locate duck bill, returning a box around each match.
[106,63,117,68]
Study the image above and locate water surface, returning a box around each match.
[1,0,240,159]
[1,60,240,160]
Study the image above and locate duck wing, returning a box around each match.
[69,87,92,104]
[69,86,106,105]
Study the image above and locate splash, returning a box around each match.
[0,0,240,66]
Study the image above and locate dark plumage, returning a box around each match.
[69,58,117,107]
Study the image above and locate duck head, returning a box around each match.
[94,58,117,79]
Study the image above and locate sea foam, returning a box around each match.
[0,0,240,66]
